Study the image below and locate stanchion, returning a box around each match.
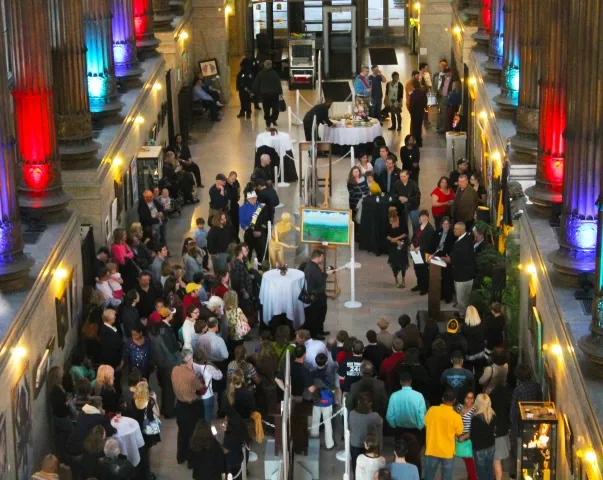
[317,50,322,103]
[350,146,355,169]
[336,395,351,480]
[344,222,362,308]
[277,151,290,188]
[274,167,284,209]
[296,89,300,119]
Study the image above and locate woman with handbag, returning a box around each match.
[123,381,161,480]
[385,72,404,131]
[455,390,478,480]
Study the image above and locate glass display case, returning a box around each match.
[519,402,558,480]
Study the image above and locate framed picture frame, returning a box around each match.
[34,336,55,398]
[55,286,69,349]
[563,414,575,476]
[12,361,32,480]
[69,266,78,328]
[130,158,139,204]
[105,215,111,242]
[0,413,9,480]
[299,207,352,246]
[199,58,219,79]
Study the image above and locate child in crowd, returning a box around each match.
[95,268,121,307]
[310,353,334,450]
[106,262,123,300]
[355,436,386,480]
[159,188,172,211]
[147,298,165,326]
[194,217,209,270]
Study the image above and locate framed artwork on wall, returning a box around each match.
[69,267,78,328]
[12,361,32,480]
[55,285,69,349]
[0,413,9,480]
[131,158,139,204]
[543,358,556,402]
[563,414,575,477]
[199,58,219,79]
[105,215,111,243]
[34,336,55,398]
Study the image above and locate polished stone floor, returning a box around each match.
[144,47,509,479]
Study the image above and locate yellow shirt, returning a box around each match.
[368,181,382,195]
[424,404,464,459]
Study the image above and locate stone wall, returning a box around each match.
[419,1,453,72]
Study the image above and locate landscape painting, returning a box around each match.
[300,208,351,246]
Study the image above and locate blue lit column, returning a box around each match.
[492,0,519,116]
[112,0,144,81]
[84,0,123,117]
[482,0,503,80]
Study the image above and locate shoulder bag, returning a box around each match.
[142,404,162,436]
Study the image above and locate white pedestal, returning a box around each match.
[446,132,467,172]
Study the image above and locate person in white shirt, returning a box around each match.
[181,304,201,351]
[192,350,223,422]
[95,268,121,308]
[295,329,328,371]
[355,436,386,480]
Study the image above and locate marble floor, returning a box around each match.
[144,47,509,479]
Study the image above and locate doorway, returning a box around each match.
[365,0,408,46]
[322,4,357,78]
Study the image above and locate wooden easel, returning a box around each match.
[310,242,341,299]
[298,141,333,199]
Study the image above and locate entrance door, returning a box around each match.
[366,0,408,45]
[322,4,357,78]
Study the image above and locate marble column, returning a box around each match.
[548,0,602,276]
[0,4,33,290]
[112,0,144,81]
[508,0,541,163]
[7,0,72,218]
[84,0,123,117]
[492,0,519,116]
[482,0,503,80]
[134,0,160,54]
[153,0,174,31]
[524,0,568,212]
[49,0,101,168]
[471,0,491,49]
[464,0,481,25]
[170,0,185,16]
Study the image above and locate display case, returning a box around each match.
[519,402,558,480]
[136,145,163,196]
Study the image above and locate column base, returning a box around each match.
[509,133,538,164]
[169,0,184,15]
[59,140,102,169]
[483,58,502,82]
[578,332,603,378]
[463,7,480,25]
[136,36,161,55]
[154,12,175,31]
[90,99,124,118]
[19,190,73,222]
[493,91,518,117]
[524,183,562,215]
[0,252,34,292]
[115,63,144,81]
[472,31,489,49]
[548,245,596,278]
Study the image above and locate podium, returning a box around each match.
[428,261,443,320]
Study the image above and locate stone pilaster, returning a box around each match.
[153,0,174,31]
[472,0,491,49]
[509,0,541,163]
[493,0,519,116]
[134,0,160,54]
[548,0,602,277]
[84,0,123,117]
[7,0,72,218]
[483,0,503,80]
[0,3,33,290]
[111,0,144,81]
[524,0,568,212]
[464,0,481,25]
[49,0,101,168]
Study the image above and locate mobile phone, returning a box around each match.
[211,426,218,435]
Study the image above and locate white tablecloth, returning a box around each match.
[259,268,306,328]
[111,416,145,466]
[256,131,294,162]
[318,122,383,145]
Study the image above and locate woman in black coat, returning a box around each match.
[409,80,428,147]
[429,216,456,303]
[461,306,487,376]
[189,420,227,480]
[400,135,421,184]
[172,134,203,187]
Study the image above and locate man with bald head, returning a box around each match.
[138,189,165,243]
[445,222,476,320]
[251,153,274,183]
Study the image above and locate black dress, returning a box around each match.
[189,438,227,480]
[386,223,409,275]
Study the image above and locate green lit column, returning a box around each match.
[492,0,519,116]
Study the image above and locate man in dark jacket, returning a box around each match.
[410,210,434,294]
[67,397,116,456]
[256,179,279,225]
[138,189,165,243]
[448,158,471,193]
[447,222,476,320]
[392,170,421,234]
[346,360,388,417]
[99,439,137,479]
[236,58,254,118]
[377,156,402,194]
[303,250,333,339]
[452,174,479,231]
[303,99,333,141]
[242,191,270,263]
[253,60,283,128]
[251,154,275,184]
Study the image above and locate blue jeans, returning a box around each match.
[409,209,420,235]
[424,456,454,480]
[202,395,215,422]
[473,446,495,480]
[371,100,382,119]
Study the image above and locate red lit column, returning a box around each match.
[508,0,541,163]
[7,0,72,217]
[548,0,602,276]
[472,0,491,49]
[525,0,568,213]
[0,1,33,290]
[153,0,175,31]
[134,0,160,54]
[49,0,101,168]
[483,0,503,80]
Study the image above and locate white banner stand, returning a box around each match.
[344,222,361,308]
[336,395,351,480]
[277,150,290,188]
[350,146,355,169]
[274,167,284,209]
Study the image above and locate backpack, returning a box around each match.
[318,387,334,407]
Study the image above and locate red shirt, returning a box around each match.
[147,311,161,326]
[431,187,455,217]
[211,284,229,299]
[182,294,202,321]
[379,352,406,378]
[336,351,352,385]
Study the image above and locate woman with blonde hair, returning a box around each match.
[94,365,120,414]
[123,381,161,480]
[471,394,497,480]
[223,369,257,422]
[224,291,250,354]
[462,305,486,374]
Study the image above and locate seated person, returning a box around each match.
[162,152,198,204]
[193,77,221,122]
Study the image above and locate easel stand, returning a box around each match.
[310,243,341,299]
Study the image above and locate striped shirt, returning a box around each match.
[171,364,203,403]
[456,405,475,434]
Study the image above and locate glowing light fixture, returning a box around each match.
[453,26,462,35]
[526,264,537,275]
[551,344,562,357]
[112,157,123,167]
[225,5,233,14]
[469,77,477,85]
[414,2,421,9]
[585,450,597,464]
[153,82,162,91]
[12,346,26,359]
[479,111,488,120]
[491,151,501,162]
[135,115,144,124]
[55,268,68,280]
[180,31,189,40]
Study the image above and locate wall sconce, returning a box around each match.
[526,264,537,275]
[12,346,26,359]
[225,5,233,14]
[55,268,68,280]
[135,115,144,124]
[180,31,189,41]
[479,110,488,120]
[585,449,597,464]
[112,157,123,167]
[153,82,162,91]
[469,77,477,86]
[414,2,421,9]
[550,344,562,357]
[453,26,462,35]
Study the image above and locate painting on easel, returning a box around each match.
[300,208,351,246]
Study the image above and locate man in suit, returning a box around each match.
[377,156,402,195]
[410,210,434,295]
[446,222,476,320]
[303,99,333,141]
[452,174,479,231]
[98,308,124,396]
[392,170,421,235]
[138,189,165,244]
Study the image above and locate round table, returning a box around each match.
[111,415,145,466]
[259,268,306,328]
[318,121,383,146]
[255,131,298,182]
